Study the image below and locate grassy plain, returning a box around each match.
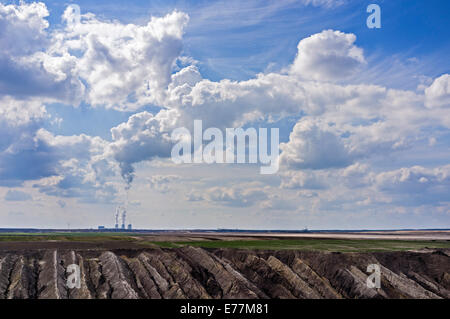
[1,232,448,252]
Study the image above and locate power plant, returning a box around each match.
[98,206,132,231]
[116,206,132,230]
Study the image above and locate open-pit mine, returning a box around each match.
[0,231,449,299]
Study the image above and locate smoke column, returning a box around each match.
[119,162,134,190]
[114,207,119,229]
[121,208,126,229]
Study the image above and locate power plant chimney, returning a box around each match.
[121,209,126,230]
[114,207,119,229]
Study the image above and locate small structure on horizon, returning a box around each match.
[98,226,105,230]
[127,224,132,230]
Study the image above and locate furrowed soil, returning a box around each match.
[0,241,449,299]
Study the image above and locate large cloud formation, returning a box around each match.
[0,2,84,103]
[0,2,188,109]
[0,2,188,201]
[280,117,353,169]
[0,1,448,219]
[53,8,189,109]
[108,109,178,187]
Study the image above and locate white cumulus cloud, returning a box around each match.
[290,30,365,81]
[425,74,450,108]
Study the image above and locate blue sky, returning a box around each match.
[0,0,449,229]
[39,0,450,81]
[41,0,450,138]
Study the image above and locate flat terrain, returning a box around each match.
[0,230,449,252]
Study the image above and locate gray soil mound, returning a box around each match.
[0,248,449,299]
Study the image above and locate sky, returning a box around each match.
[0,0,449,230]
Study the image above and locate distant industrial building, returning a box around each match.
[98,226,105,230]
[127,224,132,230]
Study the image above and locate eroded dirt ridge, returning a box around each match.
[0,247,449,299]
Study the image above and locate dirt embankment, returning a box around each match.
[0,248,449,299]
